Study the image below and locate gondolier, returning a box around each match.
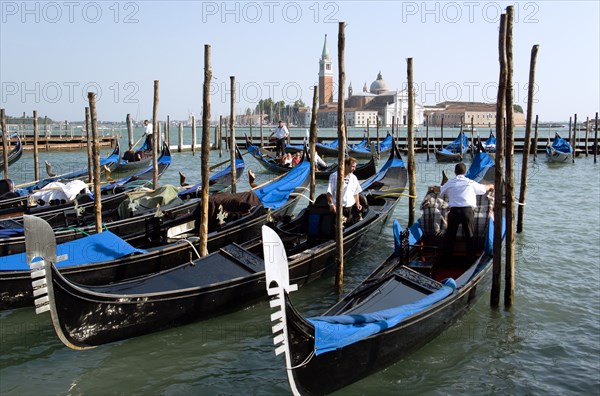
[439,162,493,261]
[327,156,362,224]
[143,120,153,151]
[269,120,289,157]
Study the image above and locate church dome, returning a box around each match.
[369,71,388,94]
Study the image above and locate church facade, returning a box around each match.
[316,35,424,128]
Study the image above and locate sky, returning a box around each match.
[1,0,598,123]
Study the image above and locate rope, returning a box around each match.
[176,238,202,264]
[287,350,315,370]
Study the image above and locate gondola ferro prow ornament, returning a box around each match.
[25,215,85,350]
[262,225,301,396]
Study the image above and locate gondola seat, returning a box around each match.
[305,194,335,242]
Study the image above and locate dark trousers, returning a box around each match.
[145,134,153,151]
[443,206,476,260]
[275,138,286,157]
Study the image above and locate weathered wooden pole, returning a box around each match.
[407,58,417,226]
[249,113,253,143]
[229,76,237,193]
[595,112,598,164]
[585,116,589,157]
[391,115,395,138]
[199,44,212,257]
[224,119,229,151]
[33,111,40,181]
[178,122,183,152]
[440,114,445,149]
[309,86,319,201]
[126,113,133,148]
[376,118,380,151]
[504,6,516,307]
[491,12,507,308]
[335,21,347,290]
[44,116,49,151]
[425,114,430,160]
[1,109,8,178]
[366,118,370,143]
[517,44,539,234]
[87,92,102,234]
[459,116,464,161]
[572,113,577,163]
[568,116,572,146]
[85,108,92,182]
[533,114,539,161]
[191,116,197,155]
[219,115,224,156]
[166,116,170,148]
[260,109,264,148]
[152,80,159,189]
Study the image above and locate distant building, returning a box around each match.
[423,101,526,127]
[316,35,424,128]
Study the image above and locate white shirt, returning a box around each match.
[273,125,289,139]
[439,174,487,208]
[145,123,153,136]
[327,172,362,207]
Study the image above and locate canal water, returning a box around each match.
[1,129,598,395]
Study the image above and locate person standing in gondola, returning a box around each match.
[439,162,493,262]
[326,156,362,224]
[143,120,153,151]
[269,120,289,157]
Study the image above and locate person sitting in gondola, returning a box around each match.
[281,153,293,167]
[291,152,301,167]
[326,156,363,225]
[314,151,328,170]
[123,145,141,162]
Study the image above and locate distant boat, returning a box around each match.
[435,132,469,162]
[546,133,573,163]
[0,133,23,172]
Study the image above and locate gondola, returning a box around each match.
[246,138,377,180]
[0,141,122,212]
[0,142,171,220]
[348,133,394,159]
[435,131,469,162]
[481,131,497,154]
[0,133,24,171]
[1,159,310,309]
[315,137,340,158]
[546,133,573,162]
[263,171,503,395]
[24,145,406,347]
[110,139,154,173]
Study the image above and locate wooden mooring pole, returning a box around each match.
[533,114,539,161]
[260,109,264,148]
[152,80,159,189]
[585,116,589,157]
[191,116,197,156]
[199,44,212,257]
[178,122,183,152]
[335,21,347,291]
[1,109,8,178]
[572,113,577,163]
[166,116,170,148]
[33,111,39,181]
[44,116,49,151]
[219,115,224,157]
[309,85,318,201]
[425,114,430,161]
[230,76,237,193]
[126,113,133,148]
[440,114,444,150]
[407,58,417,226]
[87,93,102,234]
[517,44,539,234]
[595,112,598,164]
[85,108,92,182]
[491,12,507,308]
[504,5,516,307]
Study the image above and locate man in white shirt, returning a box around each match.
[269,120,289,157]
[439,162,493,261]
[143,120,153,151]
[326,156,363,224]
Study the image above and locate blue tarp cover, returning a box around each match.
[0,231,147,271]
[443,133,469,154]
[466,150,494,182]
[254,161,309,209]
[552,135,573,154]
[360,154,405,191]
[317,139,339,149]
[308,278,456,355]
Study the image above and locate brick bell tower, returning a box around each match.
[318,34,333,107]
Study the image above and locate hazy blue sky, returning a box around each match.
[1,1,598,122]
